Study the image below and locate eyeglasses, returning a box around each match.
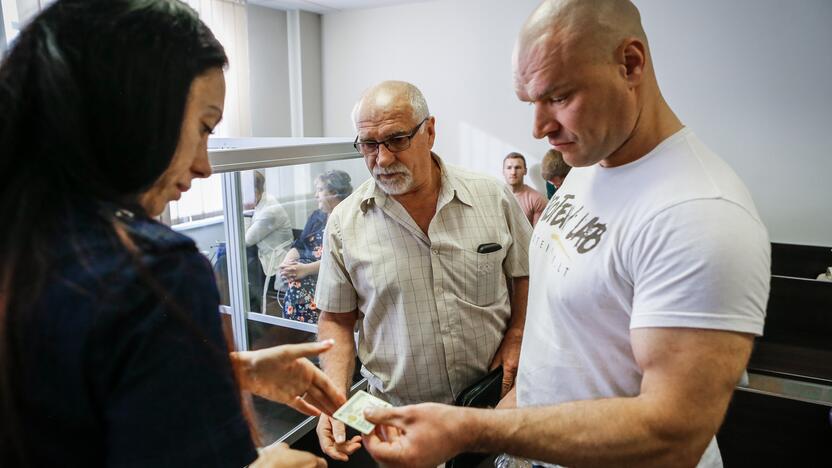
[353,118,428,157]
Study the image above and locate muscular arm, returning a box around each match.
[366,327,753,468]
[472,327,752,467]
[317,310,359,393]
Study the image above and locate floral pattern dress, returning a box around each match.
[283,210,327,323]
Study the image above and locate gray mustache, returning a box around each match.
[373,164,411,176]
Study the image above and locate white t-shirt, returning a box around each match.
[517,128,770,467]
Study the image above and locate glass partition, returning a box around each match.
[235,160,368,324]
[166,174,232,310]
[166,137,367,446]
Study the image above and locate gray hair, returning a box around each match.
[317,170,353,200]
[351,81,430,130]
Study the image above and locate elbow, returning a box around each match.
[645,420,716,468]
[318,310,358,332]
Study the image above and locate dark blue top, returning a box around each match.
[16,202,257,467]
[291,209,328,260]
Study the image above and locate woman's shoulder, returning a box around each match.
[53,203,210,295]
[116,207,197,254]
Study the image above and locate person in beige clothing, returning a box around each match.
[313,81,532,462]
[502,152,547,225]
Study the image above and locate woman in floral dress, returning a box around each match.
[280,170,353,323]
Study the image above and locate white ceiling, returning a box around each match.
[248,0,433,14]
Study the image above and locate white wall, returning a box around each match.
[248,5,292,137]
[321,0,832,246]
[300,10,324,136]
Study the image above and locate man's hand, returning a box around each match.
[232,340,346,417]
[250,442,327,468]
[316,415,362,462]
[362,403,470,468]
[489,329,523,397]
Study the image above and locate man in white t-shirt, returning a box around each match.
[361,1,770,467]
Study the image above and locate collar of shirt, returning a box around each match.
[358,152,473,214]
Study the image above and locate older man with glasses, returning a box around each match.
[312,80,533,462]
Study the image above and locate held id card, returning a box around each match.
[332,390,392,434]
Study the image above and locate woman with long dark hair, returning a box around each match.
[0,1,341,466]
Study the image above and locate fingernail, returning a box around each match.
[335,434,345,443]
[363,408,376,418]
[323,338,335,345]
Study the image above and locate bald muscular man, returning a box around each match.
[362,2,770,467]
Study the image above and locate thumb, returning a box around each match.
[363,406,402,425]
[332,418,347,443]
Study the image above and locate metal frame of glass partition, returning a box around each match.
[208,137,360,351]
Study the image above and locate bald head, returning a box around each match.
[352,80,430,130]
[513,0,680,169]
[517,0,646,67]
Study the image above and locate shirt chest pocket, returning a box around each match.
[459,249,505,306]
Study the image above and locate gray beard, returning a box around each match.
[375,173,413,195]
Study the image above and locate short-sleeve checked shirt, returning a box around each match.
[315,155,532,405]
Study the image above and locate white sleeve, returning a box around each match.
[244,206,289,246]
[245,215,271,246]
[628,199,770,335]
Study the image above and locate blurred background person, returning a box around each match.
[0,1,340,466]
[503,152,546,226]
[541,148,572,199]
[247,170,293,276]
[246,170,293,312]
[280,170,353,324]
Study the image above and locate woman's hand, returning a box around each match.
[232,340,346,417]
[280,262,316,281]
[250,442,326,468]
[281,248,300,267]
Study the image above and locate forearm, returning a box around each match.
[245,222,266,246]
[317,311,357,393]
[308,260,321,275]
[466,396,716,467]
[507,276,528,336]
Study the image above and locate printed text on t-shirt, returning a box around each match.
[539,193,607,254]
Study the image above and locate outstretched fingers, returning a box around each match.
[305,369,347,415]
[288,395,321,417]
[280,339,335,360]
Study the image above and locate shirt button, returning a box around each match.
[432,248,439,255]
[436,287,444,295]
